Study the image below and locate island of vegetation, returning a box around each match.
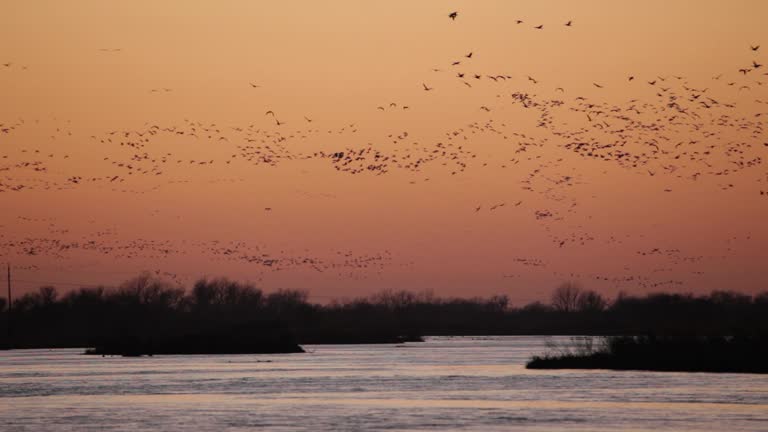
[526,335,768,374]
[84,321,305,356]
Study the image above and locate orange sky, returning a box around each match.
[1,1,767,303]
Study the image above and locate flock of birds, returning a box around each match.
[1,9,766,292]
[448,11,573,29]
[0,216,400,285]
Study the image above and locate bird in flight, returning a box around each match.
[449,11,458,20]
[465,52,473,58]
[423,83,433,91]
[249,83,260,88]
[565,20,573,27]
[265,110,275,116]
[593,83,604,88]
[534,25,544,30]
[628,76,635,81]
[515,20,524,24]
[304,116,313,123]
[753,61,763,69]
[751,45,760,51]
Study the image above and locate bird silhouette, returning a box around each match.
[448,11,458,20]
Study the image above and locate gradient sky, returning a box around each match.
[1,1,767,303]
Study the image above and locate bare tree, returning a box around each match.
[577,290,607,312]
[116,272,184,308]
[38,286,58,306]
[551,282,582,312]
[266,289,309,315]
[488,294,510,312]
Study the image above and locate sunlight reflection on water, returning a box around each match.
[1,336,767,431]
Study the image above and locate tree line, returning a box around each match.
[2,273,767,349]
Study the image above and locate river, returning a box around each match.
[1,336,766,431]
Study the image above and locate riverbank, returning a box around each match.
[526,335,768,374]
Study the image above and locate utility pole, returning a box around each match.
[6,263,10,346]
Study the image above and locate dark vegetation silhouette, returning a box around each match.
[526,335,768,374]
[1,274,767,354]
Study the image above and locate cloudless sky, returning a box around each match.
[1,1,767,302]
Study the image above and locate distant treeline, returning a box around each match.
[1,275,767,349]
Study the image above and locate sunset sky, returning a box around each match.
[1,1,767,303]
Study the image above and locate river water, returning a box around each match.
[1,336,766,431]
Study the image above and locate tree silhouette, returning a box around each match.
[577,290,607,312]
[2,274,768,351]
[551,282,582,312]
